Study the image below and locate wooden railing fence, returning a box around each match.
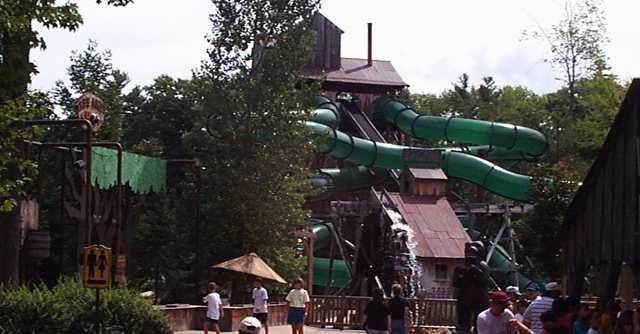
[307,295,457,330]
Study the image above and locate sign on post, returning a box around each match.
[83,244,111,289]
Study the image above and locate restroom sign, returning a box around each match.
[83,244,111,289]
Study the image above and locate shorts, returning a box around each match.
[253,312,268,324]
[287,307,305,325]
[206,317,219,326]
[391,319,406,334]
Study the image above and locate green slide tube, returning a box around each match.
[373,96,548,158]
[308,223,351,288]
[306,120,534,201]
[310,96,341,129]
[311,166,390,198]
[313,258,350,288]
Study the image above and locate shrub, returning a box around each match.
[0,278,171,334]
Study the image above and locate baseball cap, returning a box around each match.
[239,316,262,334]
[545,282,562,292]
[506,286,520,295]
[490,291,509,302]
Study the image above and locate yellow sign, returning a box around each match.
[83,244,111,289]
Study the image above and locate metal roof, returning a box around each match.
[302,57,408,88]
[387,193,469,259]
[408,168,448,180]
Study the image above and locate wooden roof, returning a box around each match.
[302,57,408,93]
[387,192,469,259]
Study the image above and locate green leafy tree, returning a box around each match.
[185,0,320,300]
[52,40,130,141]
[513,162,581,279]
[573,73,627,159]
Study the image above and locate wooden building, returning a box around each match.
[301,13,408,107]
[565,79,640,301]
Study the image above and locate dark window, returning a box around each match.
[435,264,448,281]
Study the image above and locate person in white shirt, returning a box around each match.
[523,282,562,334]
[286,277,310,334]
[203,282,223,334]
[252,278,269,334]
[477,291,515,334]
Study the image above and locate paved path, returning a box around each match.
[176,325,363,334]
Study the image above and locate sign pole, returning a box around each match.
[96,288,101,333]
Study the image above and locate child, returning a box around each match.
[286,278,310,334]
[253,278,269,334]
[203,282,223,334]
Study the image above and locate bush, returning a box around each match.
[0,278,172,334]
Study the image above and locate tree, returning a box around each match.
[52,40,130,141]
[189,0,320,300]
[524,0,609,115]
[513,162,581,279]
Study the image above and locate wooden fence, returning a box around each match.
[307,295,456,330]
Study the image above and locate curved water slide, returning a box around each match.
[307,96,546,289]
[306,120,534,202]
[372,96,548,159]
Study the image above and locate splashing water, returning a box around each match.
[386,208,423,296]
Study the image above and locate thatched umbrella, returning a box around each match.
[212,252,287,284]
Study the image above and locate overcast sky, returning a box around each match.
[30,0,639,95]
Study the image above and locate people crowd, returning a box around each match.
[472,282,639,334]
[202,277,639,334]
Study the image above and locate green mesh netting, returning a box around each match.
[91,147,166,193]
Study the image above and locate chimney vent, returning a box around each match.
[367,23,372,66]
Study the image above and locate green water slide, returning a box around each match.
[307,223,351,288]
[373,96,548,158]
[311,166,390,199]
[306,120,534,201]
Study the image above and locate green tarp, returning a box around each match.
[91,147,166,194]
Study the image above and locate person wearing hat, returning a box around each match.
[239,316,262,334]
[477,291,514,334]
[506,286,522,313]
[523,282,563,334]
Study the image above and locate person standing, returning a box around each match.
[572,305,591,334]
[524,282,562,334]
[252,278,269,334]
[476,291,514,334]
[286,278,310,334]
[388,284,410,334]
[203,282,223,334]
[364,288,391,334]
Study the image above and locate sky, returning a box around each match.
[30,0,639,95]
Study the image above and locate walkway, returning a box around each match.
[176,325,363,334]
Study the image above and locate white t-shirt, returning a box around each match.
[476,308,514,334]
[286,288,310,308]
[253,287,269,313]
[204,292,222,320]
[523,296,554,334]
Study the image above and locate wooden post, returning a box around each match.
[307,236,314,294]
